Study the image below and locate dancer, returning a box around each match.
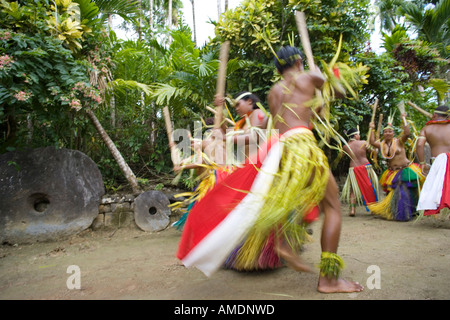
[177,45,363,293]
[172,93,267,230]
[416,105,450,216]
[341,128,380,216]
[368,113,425,221]
[214,91,268,165]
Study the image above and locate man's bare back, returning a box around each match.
[422,122,450,157]
[268,70,324,134]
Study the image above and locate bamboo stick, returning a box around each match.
[163,106,180,166]
[367,98,378,143]
[295,11,324,115]
[407,101,432,118]
[295,11,316,72]
[397,101,408,126]
[213,41,230,129]
[376,113,383,140]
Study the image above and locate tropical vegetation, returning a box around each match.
[1,0,448,192]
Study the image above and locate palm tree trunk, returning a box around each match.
[86,109,141,195]
[149,0,153,28]
[168,0,172,28]
[217,0,221,19]
[168,0,172,44]
[190,0,197,46]
[138,0,142,41]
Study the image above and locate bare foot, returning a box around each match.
[276,245,313,273]
[317,276,364,293]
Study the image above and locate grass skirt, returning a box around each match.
[368,163,424,221]
[171,167,233,230]
[341,164,380,211]
[225,130,330,271]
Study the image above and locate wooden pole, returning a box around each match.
[295,11,316,72]
[367,98,378,143]
[163,106,179,166]
[376,113,383,140]
[213,41,230,129]
[295,11,324,115]
[407,101,432,118]
[397,101,408,126]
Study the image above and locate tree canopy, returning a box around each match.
[1,0,448,191]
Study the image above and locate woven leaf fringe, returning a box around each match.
[319,252,345,278]
[231,132,329,270]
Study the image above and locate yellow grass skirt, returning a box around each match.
[226,129,330,270]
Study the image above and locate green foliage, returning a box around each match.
[150,28,251,121]
[0,0,108,153]
[0,29,94,151]
[2,0,448,189]
[392,38,444,82]
[378,0,449,106]
[399,0,450,57]
[211,0,372,109]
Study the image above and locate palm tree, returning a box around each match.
[150,29,250,121]
[374,0,404,32]
[190,0,197,46]
[86,109,141,194]
[75,0,145,193]
[217,0,222,19]
[399,0,450,56]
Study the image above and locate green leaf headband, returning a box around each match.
[434,109,449,116]
[277,54,301,66]
[346,125,360,137]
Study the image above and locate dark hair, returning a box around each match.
[204,117,214,126]
[434,105,449,117]
[274,46,303,73]
[234,91,261,110]
[346,128,359,139]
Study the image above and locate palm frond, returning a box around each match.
[151,83,192,106]
[74,0,99,22]
[109,79,152,96]
[428,78,449,102]
[93,0,140,23]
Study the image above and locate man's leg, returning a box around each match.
[317,171,364,293]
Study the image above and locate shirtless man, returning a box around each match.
[268,46,363,293]
[341,128,380,216]
[416,105,450,173]
[416,105,450,215]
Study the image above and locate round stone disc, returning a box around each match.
[134,191,171,232]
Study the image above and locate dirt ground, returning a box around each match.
[0,206,449,301]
